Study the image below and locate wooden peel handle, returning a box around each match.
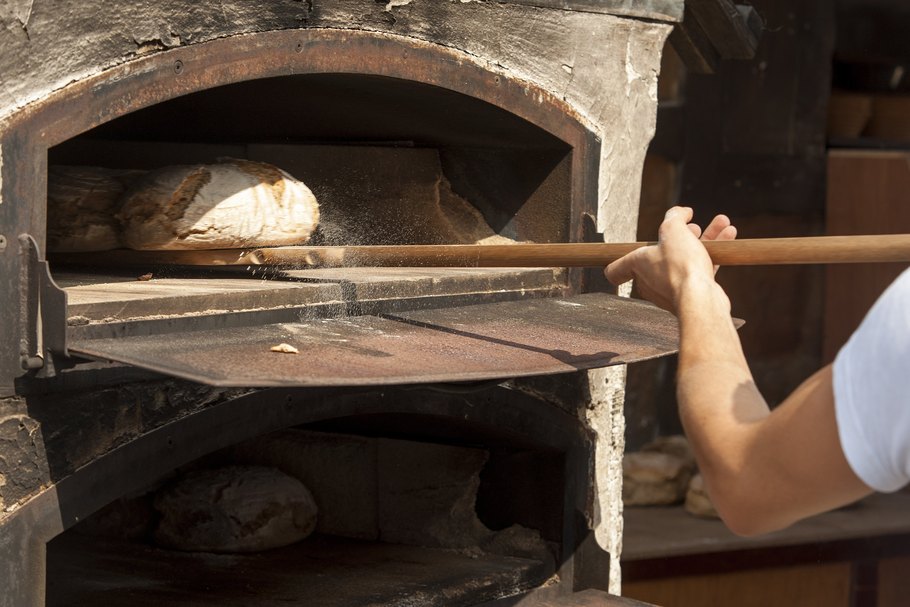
[51,234,910,268]
[253,234,910,268]
[703,234,910,265]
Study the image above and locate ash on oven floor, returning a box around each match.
[46,533,553,606]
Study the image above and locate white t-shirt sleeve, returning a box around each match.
[833,268,910,493]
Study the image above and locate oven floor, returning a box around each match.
[54,267,564,323]
[46,532,556,606]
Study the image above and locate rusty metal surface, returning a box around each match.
[69,294,680,387]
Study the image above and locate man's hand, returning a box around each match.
[607,206,872,537]
[604,206,737,314]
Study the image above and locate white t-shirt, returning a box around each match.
[833,267,910,492]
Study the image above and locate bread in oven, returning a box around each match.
[117,158,319,250]
[153,465,318,553]
[46,165,143,252]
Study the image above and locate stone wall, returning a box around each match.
[0,2,679,597]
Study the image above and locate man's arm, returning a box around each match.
[674,276,871,535]
[607,207,872,536]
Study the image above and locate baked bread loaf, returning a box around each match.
[118,159,319,250]
[684,473,720,519]
[46,165,143,252]
[623,435,696,506]
[623,451,692,506]
[153,465,318,553]
[641,434,696,471]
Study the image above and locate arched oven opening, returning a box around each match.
[48,70,576,253]
[35,31,592,335]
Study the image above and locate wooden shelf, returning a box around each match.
[622,492,910,578]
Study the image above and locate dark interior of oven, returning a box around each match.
[46,74,577,326]
[44,394,570,606]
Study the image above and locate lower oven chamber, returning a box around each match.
[40,388,586,606]
[0,11,678,606]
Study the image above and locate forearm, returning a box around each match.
[676,277,747,373]
[673,277,774,533]
[672,277,870,535]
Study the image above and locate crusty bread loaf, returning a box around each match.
[640,434,696,471]
[46,165,144,252]
[623,451,692,506]
[117,158,319,250]
[623,435,696,507]
[684,473,720,519]
[154,465,318,553]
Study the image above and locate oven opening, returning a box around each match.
[44,412,565,606]
[46,74,576,326]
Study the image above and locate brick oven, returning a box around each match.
[0,2,688,605]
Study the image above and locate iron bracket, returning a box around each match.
[18,234,69,377]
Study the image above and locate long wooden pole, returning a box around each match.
[252,234,910,267]
[54,234,910,268]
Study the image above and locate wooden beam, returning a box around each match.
[670,1,763,72]
[669,5,720,75]
[688,0,761,60]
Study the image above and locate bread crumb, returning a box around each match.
[270,343,299,354]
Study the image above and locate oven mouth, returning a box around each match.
[46,72,577,320]
[48,71,576,247]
